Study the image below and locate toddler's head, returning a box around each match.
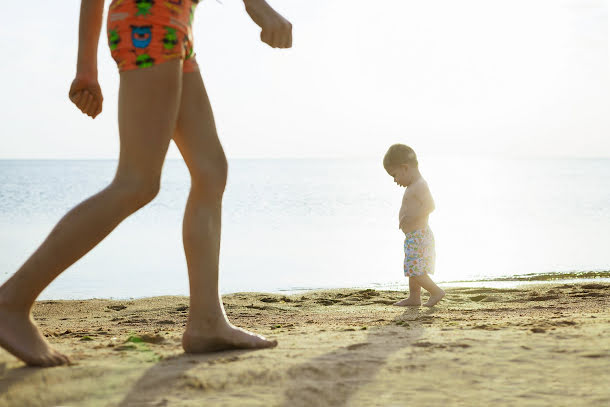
[383,144,418,187]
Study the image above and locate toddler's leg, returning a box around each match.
[414,274,445,307]
[393,277,422,306]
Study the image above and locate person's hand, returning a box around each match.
[244,0,292,48]
[69,73,103,119]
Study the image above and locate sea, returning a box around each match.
[1,157,609,299]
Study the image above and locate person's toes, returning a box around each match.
[51,351,68,366]
[253,337,276,349]
[49,354,63,366]
[61,354,72,365]
[38,355,54,367]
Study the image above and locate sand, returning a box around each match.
[1,282,609,407]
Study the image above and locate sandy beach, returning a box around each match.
[1,282,609,406]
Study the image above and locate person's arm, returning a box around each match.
[69,0,105,119]
[243,0,292,48]
[76,0,104,77]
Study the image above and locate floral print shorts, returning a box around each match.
[404,226,435,277]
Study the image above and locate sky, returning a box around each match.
[0,0,608,159]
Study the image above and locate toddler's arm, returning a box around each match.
[69,0,105,118]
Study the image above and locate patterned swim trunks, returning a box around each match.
[403,226,436,277]
[106,0,200,72]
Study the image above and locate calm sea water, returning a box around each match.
[1,157,609,299]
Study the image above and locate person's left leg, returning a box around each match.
[172,69,276,352]
[393,277,422,306]
[0,60,184,366]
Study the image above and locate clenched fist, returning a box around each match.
[245,0,292,48]
[69,74,103,119]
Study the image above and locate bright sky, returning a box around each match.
[0,0,608,159]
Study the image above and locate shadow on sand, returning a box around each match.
[0,302,437,406]
[0,364,39,405]
[112,306,435,406]
[115,348,260,407]
[279,306,436,407]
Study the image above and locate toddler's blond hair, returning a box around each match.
[383,144,418,172]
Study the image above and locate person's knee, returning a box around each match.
[190,154,228,198]
[110,177,161,211]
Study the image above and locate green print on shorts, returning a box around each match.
[135,0,154,16]
[163,27,178,50]
[183,34,193,59]
[189,5,195,26]
[109,29,121,51]
[135,53,155,68]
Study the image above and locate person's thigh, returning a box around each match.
[173,70,227,183]
[115,59,183,185]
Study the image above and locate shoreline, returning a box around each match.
[280,274,610,294]
[1,281,609,406]
[35,272,610,301]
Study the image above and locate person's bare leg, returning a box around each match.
[414,274,445,307]
[0,60,183,366]
[393,277,422,306]
[173,70,276,352]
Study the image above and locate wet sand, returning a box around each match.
[1,282,609,406]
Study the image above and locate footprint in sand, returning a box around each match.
[582,353,608,358]
[315,299,340,306]
[346,343,370,350]
[581,284,605,290]
[530,295,560,301]
[531,328,546,333]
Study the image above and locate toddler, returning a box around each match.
[383,144,445,307]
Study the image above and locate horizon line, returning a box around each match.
[1,154,610,161]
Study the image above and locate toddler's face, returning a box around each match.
[388,164,410,187]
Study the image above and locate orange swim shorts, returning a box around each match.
[106,0,200,72]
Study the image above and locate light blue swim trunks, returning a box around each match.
[404,226,435,277]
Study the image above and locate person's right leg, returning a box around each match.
[0,60,183,367]
[171,69,277,352]
[393,277,422,306]
[414,274,445,307]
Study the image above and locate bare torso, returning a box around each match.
[398,178,433,234]
[401,214,429,234]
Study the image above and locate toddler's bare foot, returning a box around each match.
[424,290,445,307]
[0,306,70,367]
[182,321,277,353]
[393,298,421,307]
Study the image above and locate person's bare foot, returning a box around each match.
[182,321,278,353]
[0,306,71,367]
[424,290,445,307]
[393,298,421,307]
